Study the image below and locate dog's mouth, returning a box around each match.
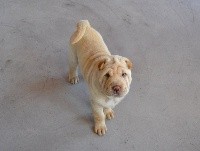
[104,89,127,98]
[101,82,129,98]
[113,93,123,98]
[106,92,126,99]
[113,90,127,97]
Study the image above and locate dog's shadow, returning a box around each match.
[26,75,93,127]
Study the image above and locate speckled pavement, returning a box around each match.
[0,0,200,150]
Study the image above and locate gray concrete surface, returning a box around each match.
[0,0,200,150]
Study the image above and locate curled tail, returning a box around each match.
[70,20,91,44]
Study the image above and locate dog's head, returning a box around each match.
[98,55,133,98]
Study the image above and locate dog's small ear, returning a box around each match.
[98,59,107,70]
[125,58,133,70]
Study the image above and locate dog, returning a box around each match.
[68,20,133,136]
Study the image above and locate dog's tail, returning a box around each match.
[70,20,91,44]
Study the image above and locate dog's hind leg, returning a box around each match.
[68,45,79,84]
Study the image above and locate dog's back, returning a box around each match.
[69,20,111,81]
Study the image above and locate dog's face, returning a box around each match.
[98,55,133,98]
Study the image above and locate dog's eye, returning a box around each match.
[105,73,110,78]
[122,73,127,77]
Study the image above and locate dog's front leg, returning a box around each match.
[91,103,107,136]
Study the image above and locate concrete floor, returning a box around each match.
[0,0,200,150]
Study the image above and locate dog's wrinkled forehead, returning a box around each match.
[98,55,132,71]
[110,55,126,67]
[112,55,123,62]
[112,55,133,70]
[110,55,122,64]
[101,56,120,65]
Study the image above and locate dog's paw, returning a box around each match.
[104,108,114,120]
[68,76,79,84]
[94,123,107,136]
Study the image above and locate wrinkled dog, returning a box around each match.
[68,20,133,136]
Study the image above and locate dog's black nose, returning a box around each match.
[112,85,121,94]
